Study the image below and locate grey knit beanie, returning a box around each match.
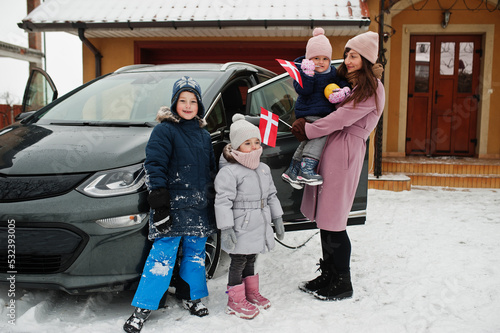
[229,114,261,150]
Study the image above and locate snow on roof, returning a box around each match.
[19,0,371,38]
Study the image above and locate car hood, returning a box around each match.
[0,124,152,175]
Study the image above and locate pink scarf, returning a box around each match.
[230,147,263,169]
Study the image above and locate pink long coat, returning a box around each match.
[301,80,385,231]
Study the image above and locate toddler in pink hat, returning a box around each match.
[282,27,352,189]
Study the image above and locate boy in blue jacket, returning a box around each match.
[124,76,216,333]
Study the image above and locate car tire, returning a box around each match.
[205,230,221,279]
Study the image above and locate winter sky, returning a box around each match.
[0,0,82,105]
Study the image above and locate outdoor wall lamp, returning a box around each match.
[441,10,451,29]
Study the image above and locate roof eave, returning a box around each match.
[18,18,371,37]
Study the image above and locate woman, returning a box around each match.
[291,31,385,301]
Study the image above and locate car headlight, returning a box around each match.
[96,213,147,229]
[76,163,146,197]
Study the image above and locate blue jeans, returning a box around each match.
[132,236,208,310]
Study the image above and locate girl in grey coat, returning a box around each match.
[214,114,284,319]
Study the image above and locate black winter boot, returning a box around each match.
[298,259,334,294]
[123,307,152,333]
[182,299,209,317]
[313,272,353,301]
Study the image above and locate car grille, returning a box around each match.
[0,173,89,202]
[0,223,89,274]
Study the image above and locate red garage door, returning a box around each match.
[135,41,305,74]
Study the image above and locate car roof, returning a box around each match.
[114,62,276,75]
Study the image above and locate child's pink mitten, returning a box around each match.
[301,59,316,77]
[328,86,351,104]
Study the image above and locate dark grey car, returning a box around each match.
[0,62,367,294]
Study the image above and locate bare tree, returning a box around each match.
[0,91,20,106]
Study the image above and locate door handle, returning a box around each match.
[434,90,444,104]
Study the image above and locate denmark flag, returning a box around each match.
[276,59,303,88]
[259,108,279,147]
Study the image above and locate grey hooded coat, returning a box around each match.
[214,145,283,254]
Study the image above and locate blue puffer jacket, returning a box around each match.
[293,56,350,119]
[144,107,217,240]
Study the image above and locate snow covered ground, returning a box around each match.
[1,186,499,333]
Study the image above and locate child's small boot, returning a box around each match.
[297,157,323,185]
[182,299,209,317]
[123,307,151,333]
[226,283,260,319]
[243,274,271,309]
[281,159,303,189]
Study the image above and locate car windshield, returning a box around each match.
[35,71,219,125]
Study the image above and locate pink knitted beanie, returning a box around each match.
[305,27,332,60]
[345,31,379,64]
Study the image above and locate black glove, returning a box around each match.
[148,188,171,232]
[152,207,172,232]
[291,118,308,142]
[147,188,170,209]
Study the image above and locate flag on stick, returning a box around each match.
[276,59,303,88]
[259,107,279,147]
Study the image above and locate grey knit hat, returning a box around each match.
[229,114,261,149]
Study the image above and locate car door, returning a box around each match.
[21,67,58,113]
[245,72,368,229]
[245,73,307,224]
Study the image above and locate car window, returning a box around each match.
[35,72,218,124]
[22,68,58,113]
[205,79,252,134]
[255,73,276,84]
[246,74,298,133]
[221,80,249,121]
[205,99,226,133]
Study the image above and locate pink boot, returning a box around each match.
[243,274,271,310]
[226,283,260,319]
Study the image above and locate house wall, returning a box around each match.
[79,0,499,158]
[384,0,499,159]
[81,35,356,82]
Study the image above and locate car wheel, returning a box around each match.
[205,230,221,279]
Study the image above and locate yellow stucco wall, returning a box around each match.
[80,1,499,158]
[82,38,134,81]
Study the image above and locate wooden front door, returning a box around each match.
[406,35,481,156]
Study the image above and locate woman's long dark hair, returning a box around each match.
[337,47,379,106]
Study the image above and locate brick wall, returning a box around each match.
[0,105,22,129]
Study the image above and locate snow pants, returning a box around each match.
[292,116,327,161]
[131,235,208,310]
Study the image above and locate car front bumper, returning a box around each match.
[0,189,151,294]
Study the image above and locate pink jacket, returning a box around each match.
[301,80,385,231]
